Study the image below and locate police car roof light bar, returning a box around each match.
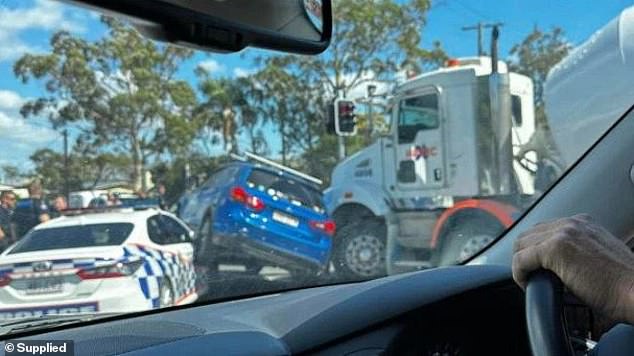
[60,206,136,216]
[232,152,324,186]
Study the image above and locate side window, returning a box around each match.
[511,95,523,127]
[147,215,166,244]
[202,166,238,189]
[398,93,439,143]
[214,167,238,185]
[161,216,191,244]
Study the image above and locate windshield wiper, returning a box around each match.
[0,313,119,336]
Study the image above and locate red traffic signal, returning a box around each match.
[334,99,357,136]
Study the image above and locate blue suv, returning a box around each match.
[177,157,334,275]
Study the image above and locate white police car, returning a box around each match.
[0,208,197,320]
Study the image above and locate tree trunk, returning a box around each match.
[280,119,287,165]
[131,138,143,191]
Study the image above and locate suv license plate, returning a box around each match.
[272,211,299,228]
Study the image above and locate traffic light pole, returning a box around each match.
[336,89,346,161]
[337,135,345,160]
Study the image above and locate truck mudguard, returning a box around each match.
[430,198,518,248]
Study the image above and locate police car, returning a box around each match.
[0,207,197,320]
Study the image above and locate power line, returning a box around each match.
[462,22,503,56]
[430,0,450,10]
[451,0,526,38]
[453,0,492,21]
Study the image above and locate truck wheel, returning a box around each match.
[435,214,504,266]
[333,219,387,280]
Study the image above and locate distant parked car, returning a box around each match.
[178,153,334,275]
[69,190,109,209]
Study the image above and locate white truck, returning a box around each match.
[325,6,634,280]
[324,54,537,279]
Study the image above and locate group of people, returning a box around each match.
[0,182,170,251]
[0,182,71,252]
[0,183,59,251]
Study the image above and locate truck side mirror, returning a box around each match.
[332,99,357,136]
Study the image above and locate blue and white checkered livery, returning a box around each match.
[0,208,198,320]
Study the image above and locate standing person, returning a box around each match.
[0,190,17,250]
[106,192,121,206]
[49,195,68,218]
[12,181,50,239]
[157,183,168,210]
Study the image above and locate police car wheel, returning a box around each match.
[334,219,387,280]
[159,280,174,308]
[436,214,504,266]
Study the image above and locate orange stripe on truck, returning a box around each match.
[430,199,517,249]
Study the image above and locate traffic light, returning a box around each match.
[334,99,357,136]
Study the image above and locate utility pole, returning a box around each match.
[462,22,503,56]
[336,88,346,161]
[366,84,377,145]
[63,129,69,200]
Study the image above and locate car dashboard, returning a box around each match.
[3,265,532,355]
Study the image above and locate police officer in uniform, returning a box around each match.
[0,190,17,250]
[13,182,50,239]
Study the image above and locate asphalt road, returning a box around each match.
[197,264,344,302]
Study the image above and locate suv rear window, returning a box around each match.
[247,169,325,212]
[9,223,134,254]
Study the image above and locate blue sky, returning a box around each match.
[0,0,631,177]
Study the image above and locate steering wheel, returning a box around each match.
[525,270,575,356]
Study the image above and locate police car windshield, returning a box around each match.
[9,224,133,254]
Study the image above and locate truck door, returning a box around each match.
[394,89,446,190]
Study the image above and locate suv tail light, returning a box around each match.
[0,275,11,287]
[310,219,336,236]
[77,259,144,280]
[230,186,265,212]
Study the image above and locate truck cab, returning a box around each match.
[325,57,536,279]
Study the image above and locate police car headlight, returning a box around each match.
[77,259,145,280]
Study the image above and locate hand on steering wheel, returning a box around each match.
[525,270,575,356]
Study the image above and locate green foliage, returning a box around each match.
[13,17,198,190]
[508,26,572,109]
[195,73,268,156]
[27,148,131,193]
[249,0,447,177]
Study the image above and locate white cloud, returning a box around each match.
[0,0,87,62]
[198,59,225,74]
[0,0,86,33]
[0,90,26,110]
[233,67,255,78]
[0,111,58,147]
[0,89,59,167]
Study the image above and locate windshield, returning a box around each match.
[0,0,630,331]
[9,223,133,253]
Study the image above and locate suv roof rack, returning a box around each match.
[231,152,324,186]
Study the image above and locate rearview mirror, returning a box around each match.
[63,0,332,54]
